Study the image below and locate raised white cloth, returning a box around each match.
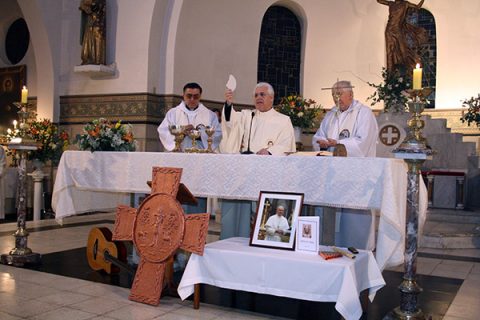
[52,151,427,270]
[177,237,385,320]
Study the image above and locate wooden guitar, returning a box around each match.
[86,227,127,274]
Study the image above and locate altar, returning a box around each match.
[52,151,427,270]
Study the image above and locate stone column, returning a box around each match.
[28,168,47,221]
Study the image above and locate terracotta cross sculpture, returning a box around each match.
[112,167,209,305]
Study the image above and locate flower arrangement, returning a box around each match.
[460,94,480,127]
[77,118,136,152]
[368,67,410,113]
[5,119,69,165]
[276,95,322,129]
[29,119,70,165]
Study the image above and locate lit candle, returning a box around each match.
[412,64,422,90]
[21,86,28,104]
[13,120,17,129]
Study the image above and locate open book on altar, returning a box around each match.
[288,151,333,157]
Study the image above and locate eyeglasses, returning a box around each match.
[185,93,201,100]
[254,92,269,98]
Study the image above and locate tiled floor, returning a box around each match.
[0,212,479,319]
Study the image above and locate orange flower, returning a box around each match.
[59,131,69,140]
[123,132,133,142]
[88,127,100,137]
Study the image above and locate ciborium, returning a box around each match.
[168,125,186,152]
[204,126,216,153]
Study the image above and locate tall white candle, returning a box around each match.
[21,86,28,104]
[412,64,422,90]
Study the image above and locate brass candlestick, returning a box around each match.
[1,102,41,267]
[386,87,433,320]
[394,88,434,155]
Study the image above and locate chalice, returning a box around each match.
[185,129,201,153]
[168,125,186,152]
[204,126,216,153]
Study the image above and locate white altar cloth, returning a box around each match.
[52,151,427,270]
[178,237,385,320]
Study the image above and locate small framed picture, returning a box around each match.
[295,216,320,253]
[250,191,304,250]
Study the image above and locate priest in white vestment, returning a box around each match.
[219,82,296,155]
[219,82,296,239]
[157,82,221,152]
[312,80,379,250]
[265,206,290,242]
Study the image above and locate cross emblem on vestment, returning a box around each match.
[112,167,209,305]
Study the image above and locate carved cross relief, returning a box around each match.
[112,167,209,305]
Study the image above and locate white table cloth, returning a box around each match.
[178,237,385,320]
[52,151,427,270]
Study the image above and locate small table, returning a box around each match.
[178,238,385,320]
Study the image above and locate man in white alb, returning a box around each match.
[265,206,290,242]
[312,81,378,157]
[219,82,296,155]
[312,80,378,250]
[219,82,296,239]
[157,82,221,151]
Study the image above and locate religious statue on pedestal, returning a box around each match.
[377,0,427,73]
[79,0,106,65]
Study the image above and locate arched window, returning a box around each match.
[409,8,436,107]
[258,6,302,104]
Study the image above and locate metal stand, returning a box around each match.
[1,148,41,266]
[1,102,41,267]
[385,89,433,320]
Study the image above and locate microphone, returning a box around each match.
[241,111,255,154]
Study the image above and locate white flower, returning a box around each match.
[111,135,122,147]
[398,77,403,83]
[297,112,304,117]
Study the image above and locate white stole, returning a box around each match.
[326,103,361,141]
[174,102,212,127]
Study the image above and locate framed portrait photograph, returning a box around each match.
[295,216,319,254]
[250,191,304,250]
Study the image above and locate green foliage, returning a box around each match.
[460,94,480,127]
[368,68,411,113]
